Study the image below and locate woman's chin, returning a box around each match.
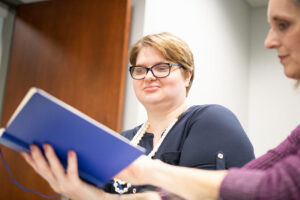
[140,97,164,107]
[284,68,300,80]
[283,62,300,79]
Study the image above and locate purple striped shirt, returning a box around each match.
[220,124,300,200]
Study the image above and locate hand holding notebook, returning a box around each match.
[0,87,145,189]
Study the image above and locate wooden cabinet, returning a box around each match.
[0,0,131,199]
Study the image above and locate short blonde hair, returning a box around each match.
[129,32,194,95]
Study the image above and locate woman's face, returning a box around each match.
[265,0,300,79]
[133,46,190,108]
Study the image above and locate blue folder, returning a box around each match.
[0,88,145,188]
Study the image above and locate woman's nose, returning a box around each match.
[144,69,156,80]
[264,29,280,49]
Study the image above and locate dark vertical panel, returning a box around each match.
[0,0,131,199]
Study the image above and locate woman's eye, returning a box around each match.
[157,67,168,71]
[155,65,169,71]
[277,22,289,31]
[135,68,145,74]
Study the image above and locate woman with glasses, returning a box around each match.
[115,0,300,199]
[21,32,254,199]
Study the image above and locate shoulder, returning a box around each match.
[180,105,255,168]
[289,124,300,145]
[186,104,235,116]
[184,104,251,146]
[181,104,247,141]
[185,104,239,124]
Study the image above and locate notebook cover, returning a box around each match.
[0,88,145,188]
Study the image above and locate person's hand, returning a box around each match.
[20,144,107,200]
[115,155,161,185]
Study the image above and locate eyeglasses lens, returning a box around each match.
[131,63,170,79]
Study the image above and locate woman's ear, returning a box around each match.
[185,81,189,87]
[185,70,192,87]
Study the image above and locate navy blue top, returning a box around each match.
[105,104,255,193]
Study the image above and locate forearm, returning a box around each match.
[146,160,228,200]
[120,192,161,200]
[96,191,161,200]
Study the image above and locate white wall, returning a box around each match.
[122,0,147,130]
[123,0,251,131]
[123,1,300,158]
[248,6,300,156]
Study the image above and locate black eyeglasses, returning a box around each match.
[129,62,183,80]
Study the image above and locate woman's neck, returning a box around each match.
[145,100,189,137]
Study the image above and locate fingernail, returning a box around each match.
[68,151,73,157]
[43,144,48,152]
[30,145,35,152]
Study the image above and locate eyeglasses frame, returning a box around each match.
[129,62,183,80]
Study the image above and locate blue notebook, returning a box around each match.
[0,87,145,188]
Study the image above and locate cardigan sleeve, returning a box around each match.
[220,125,300,200]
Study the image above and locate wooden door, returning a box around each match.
[0,0,131,199]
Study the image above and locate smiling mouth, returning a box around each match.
[279,55,288,63]
[144,86,160,92]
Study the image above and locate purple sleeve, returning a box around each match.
[220,125,300,200]
[220,168,264,199]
